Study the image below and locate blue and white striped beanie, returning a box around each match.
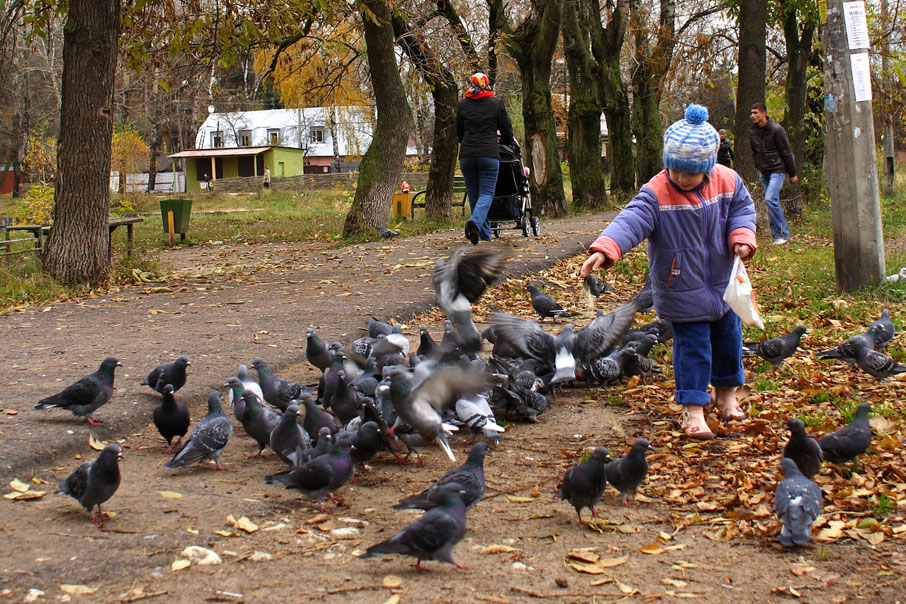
[662,104,719,174]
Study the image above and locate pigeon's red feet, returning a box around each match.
[591,509,600,518]
[89,507,111,523]
[249,451,264,458]
[86,416,103,427]
[413,561,430,572]
[454,562,469,570]
[214,463,228,471]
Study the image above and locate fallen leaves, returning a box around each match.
[156,490,183,499]
[226,514,258,533]
[5,478,46,500]
[88,433,106,451]
[566,549,628,574]
[59,584,97,595]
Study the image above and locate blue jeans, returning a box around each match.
[460,156,500,240]
[758,172,790,239]
[672,311,745,406]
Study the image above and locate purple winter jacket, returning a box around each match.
[588,165,757,323]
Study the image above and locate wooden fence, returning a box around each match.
[213,171,431,194]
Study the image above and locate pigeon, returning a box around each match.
[868,308,895,350]
[555,446,611,524]
[225,376,249,422]
[433,247,507,353]
[454,394,505,440]
[585,348,627,386]
[639,318,673,344]
[165,390,233,470]
[330,370,360,424]
[264,442,353,512]
[817,402,872,465]
[152,384,190,454]
[604,438,655,506]
[141,355,190,394]
[583,274,613,298]
[394,442,489,511]
[417,326,439,358]
[743,326,807,366]
[377,226,399,239]
[853,341,906,381]
[35,357,122,426]
[306,328,332,373]
[360,483,469,571]
[782,418,823,479]
[775,457,822,546]
[816,324,879,364]
[251,359,307,411]
[270,403,311,466]
[58,443,122,522]
[635,274,654,313]
[338,420,382,466]
[368,317,395,338]
[226,365,264,412]
[300,394,339,442]
[238,391,281,458]
[526,284,571,320]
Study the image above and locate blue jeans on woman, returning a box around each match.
[672,311,744,406]
[758,172,790,239]
[460,156,500,241]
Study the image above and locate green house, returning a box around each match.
[167,146,307,192]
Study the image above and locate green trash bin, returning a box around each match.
[159,199,192,235]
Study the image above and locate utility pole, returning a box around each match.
[881,0,895,193]
[822,0,885,291]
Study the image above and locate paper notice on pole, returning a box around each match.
[843,2,870,49]
[850,53,872,102]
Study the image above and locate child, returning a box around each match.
[579,104,756,439]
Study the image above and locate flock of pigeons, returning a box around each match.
[30,247,897,568]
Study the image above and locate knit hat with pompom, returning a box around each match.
[662,104,719,174]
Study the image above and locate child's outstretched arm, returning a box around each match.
[580,252,607,279]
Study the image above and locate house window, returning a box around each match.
[267,129,280,145]
[238,129,252,147]
[310,128,325,144]
[211,131,223,148]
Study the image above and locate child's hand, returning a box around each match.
[734,244,752,259]
[580,252,607,279]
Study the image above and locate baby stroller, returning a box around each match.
[488,140,541,238]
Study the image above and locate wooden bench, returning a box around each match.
[108,216,143,257]
[410,174,468,218]
[1,224,47,258]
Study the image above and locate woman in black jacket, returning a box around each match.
[456,72,515,244]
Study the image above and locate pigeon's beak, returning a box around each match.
[117,451,124,460]
[116,361,123,367]
[647,444,656,452]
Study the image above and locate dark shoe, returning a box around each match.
[465,220,480,245]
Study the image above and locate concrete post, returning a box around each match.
[822,0,885,291]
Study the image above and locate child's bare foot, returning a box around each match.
[712,386,745,420]
[681,405,714,440]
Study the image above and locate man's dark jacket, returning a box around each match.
[717,139,734,167]
[749,118,796,177]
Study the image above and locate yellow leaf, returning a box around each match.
[9,479,29,493]
[4,490,46,500]
[382,596,401,604]
[661,578,688,588]
[186,526,199,535]
[59,585,97,595]
[789,586,802,597]
[567,549,600,563]
[88,433,105,451]
[235,516,258,533]
[568,560,606,574]
[861,531,885,545]
[382,575,402,588]
[589,578,614,586]
[481,545,518,554]
[506,495,536,503]
[639,543,665,555]
[598,556,630,568]
[157,490,183,499]
[213,530,240,537]
[171,559,190,571]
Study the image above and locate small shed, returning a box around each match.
[167,146,307,192]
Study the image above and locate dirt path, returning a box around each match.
[1,215,902,603]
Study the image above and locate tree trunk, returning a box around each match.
[43,0,120,285]
[733,0,767,184]
[148,136,159,192]
[343,0,411,237]
[562,0,607,209]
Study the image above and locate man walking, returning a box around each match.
[717,129,734,168]
[749,103,798,245]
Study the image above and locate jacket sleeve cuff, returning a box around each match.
[588,235,622,269]
[728,228,757,260]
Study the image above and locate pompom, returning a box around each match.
[684,104,708,125]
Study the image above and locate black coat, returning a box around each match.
[717,139,734,167]
[749,118,797,177]
[456,95,515,160]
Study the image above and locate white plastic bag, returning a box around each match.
[723,255,764,330]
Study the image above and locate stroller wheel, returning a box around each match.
[531,215,542,236]
[520,215,529,237]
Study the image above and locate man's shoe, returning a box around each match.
[465,220,480,245]
[771,238,788,245]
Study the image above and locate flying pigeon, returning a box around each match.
[58,443,122,522]
[270,403,311,466]
[433,247,507,353]
[360,483,469,570]
[775,457,822,547]
[264,442,353,512]
[817,402,872,465]
[306,327,332,373]
[868,308,895,350]
[604,438,655,506]
[394,442,489,511]
[152,384,190,454]
[526,284,571,321]
[238,391,281,458]
[583,274,613,298]
[853,341,906,381]
[555,446,611,524]
[35,357,122,426]
[743,326,807,366]
[141,355,190,394]
[164,390,233,470]
[816,324,879,364]
[782,418,823,479]
[251,359,307,411]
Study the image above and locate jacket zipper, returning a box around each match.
[696,188,718,316]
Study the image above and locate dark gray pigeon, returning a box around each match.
[270,403,310,466]
[306,327,332,373]
[58,443,122,522]
[604,438,655,506]
[153,384,190,454]
[141,355,190,394]
[782,418,823,479]
[775,457,822,546]
[868,308,894,350]
[743,326,807,366]
[337,420,382,466]
[239,391,281,458]
[817,402,872,465]
[360,483,468,570]
[635,274,654,313]
[301,394,339,442]
[817,324,879,364]
[251,359,307,411]
[527,284,571,320]
[394,442,489,511]
[417,326,439,358]
[853,341,906,381]
[35,357,121,426]
[555,446,611,524]
[165,390,233,470]
[433,247,507,353]
[368,317,395,338]
[583,274,613,298]
[264,442,353,512]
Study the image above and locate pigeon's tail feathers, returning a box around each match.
[264,471,292,486]
[393,493,429,510]
[361,536,411,559]
[164,442,204,468]
[34,396,62,410]
[816,348,844,360]
[437,434,457,462]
